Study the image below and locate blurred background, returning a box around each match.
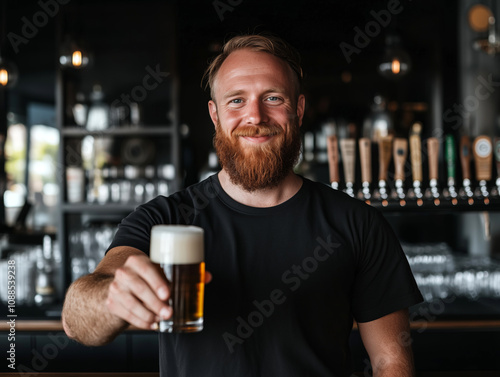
[0,0,499,375]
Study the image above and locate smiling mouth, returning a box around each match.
[233,125,281,138]
[241,135,274,144]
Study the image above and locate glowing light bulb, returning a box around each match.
[0,69,8,87]
[72,51,83,67]
[391,59,401,74]
[377,35,411,79]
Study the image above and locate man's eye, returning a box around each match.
[230,99,243,104]
[266,96,281,102]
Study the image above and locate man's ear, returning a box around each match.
[208,100,218,128]
[296,94,305,127]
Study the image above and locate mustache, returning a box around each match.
[232,124,284,137]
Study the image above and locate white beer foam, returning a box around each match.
[150,225,204,264]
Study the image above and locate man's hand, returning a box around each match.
[107,252,213,331]
[107,253,173,330]
[62,246,211,346]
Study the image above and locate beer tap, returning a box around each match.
[493,137,500,196]
[357,138,372,202]
[424,137,441,205]
[373,135,393,205]
[327,135,340,190]
[407,122,423,205]
[459,135,474,204]
[391,138,408,205]
[443,134,458,204]
[340,138,356,197]
[472,135,492,203]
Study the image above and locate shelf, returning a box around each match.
[62,203,139,214]
[61,126,175,137]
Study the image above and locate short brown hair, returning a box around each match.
[203,34,303,101]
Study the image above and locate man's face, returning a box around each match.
[208,49,305,192]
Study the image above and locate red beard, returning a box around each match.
[214,119,302,192]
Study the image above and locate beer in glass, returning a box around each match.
[150,225,205,333]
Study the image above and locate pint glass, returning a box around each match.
[150,225,205,333]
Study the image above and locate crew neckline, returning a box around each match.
[209,174,308,215]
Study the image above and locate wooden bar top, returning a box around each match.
[1,319,500,332]
[2,372,160,377]
[0,320,146,332]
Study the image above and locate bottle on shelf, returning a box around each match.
[121,165,139,204]
[34,235,56,306]
[109,166,121,203]
[86,84,110,131]
[157,164,175,197]
[144,165,157,202]
[362,94,394,143]
[295,131,317,181]
[72,92,88,127]
[199,150,220,182]
[133,167,146,203]
[66,165,85,203]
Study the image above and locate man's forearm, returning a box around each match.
[62,272,128,346]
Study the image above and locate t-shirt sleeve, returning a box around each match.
[106,196,177,255]
[351,209,424,323]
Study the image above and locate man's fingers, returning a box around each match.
[124,254,170,301]
[107,282,158,330]
[114,266,170,316]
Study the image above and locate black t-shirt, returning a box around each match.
[108,174,423,377]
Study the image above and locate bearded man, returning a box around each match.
[62,34,423,377]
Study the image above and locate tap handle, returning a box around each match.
[327,135,340,186]
[393,138,408,182]
[473,135,492,182]
[460,135,471,181]
[427,137,440,182]
[340,138,356,184]
[359,138,372,184]
[378,136,393,182]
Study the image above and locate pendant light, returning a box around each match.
[59,35,90,69]
[0,57,18,88]
[377,34,412,79]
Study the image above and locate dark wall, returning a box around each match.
[2,0,460,186]
[176,0,459,185]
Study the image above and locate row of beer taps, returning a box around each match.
[326,122,498,206]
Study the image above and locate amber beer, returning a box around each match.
[150,225,205,333]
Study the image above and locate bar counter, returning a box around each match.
[2,319,500,332]
[2,374,159,377]
[2,319,499,374]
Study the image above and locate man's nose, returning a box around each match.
[245,100,268,125]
